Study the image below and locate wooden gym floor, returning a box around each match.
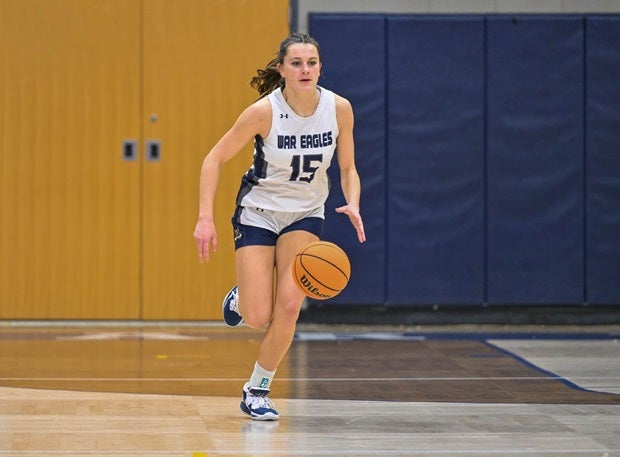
[1,322,619,456]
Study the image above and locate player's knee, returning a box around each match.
[277,298,302,324]
[242,305,272,329]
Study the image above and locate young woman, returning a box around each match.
[193,33,366,421]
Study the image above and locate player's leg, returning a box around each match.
[235,245,276,329]
[232,244,282,421]
[222,246,274,327]
[239,229,316,421]
[254,214,323,371]
[223,208,277,327]
[256,229,318,372]
[233,244,279,420]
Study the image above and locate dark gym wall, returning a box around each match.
[386,16,485,305]
[310,14,620,307]
[486,16,584,304]
[586,17,620,305]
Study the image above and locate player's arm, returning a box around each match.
[194,99,271,262]
[334,95,366,243]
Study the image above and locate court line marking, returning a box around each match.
[3,450,619,455]
[485,339,620,395]
[1,376,618,382]
[294,331,620,341]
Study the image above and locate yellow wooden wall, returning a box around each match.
[0,0,289,319]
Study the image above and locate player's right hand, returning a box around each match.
[193,218,217,263]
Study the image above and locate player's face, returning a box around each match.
[278,43,321,91]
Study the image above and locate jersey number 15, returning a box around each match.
[289,154,323,183]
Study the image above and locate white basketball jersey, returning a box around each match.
[235,86,339,213]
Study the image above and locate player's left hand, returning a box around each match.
[335,205,366,243]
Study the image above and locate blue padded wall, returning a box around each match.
[307,13,618,308]
[386,16,485,304]
[586,17,620,304]
[309,14,387,304]
[486,17,584,304]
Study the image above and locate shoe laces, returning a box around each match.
[246,389,276,411]
[229,288,240,313]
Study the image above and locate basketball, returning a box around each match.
[292,241,351,300]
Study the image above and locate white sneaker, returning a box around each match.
[240,382,279,421]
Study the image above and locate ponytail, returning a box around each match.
[250,33,321,99]
[250,57,283,98]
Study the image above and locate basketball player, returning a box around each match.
[193,33,366,420]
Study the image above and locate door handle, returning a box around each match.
[123,139,137,161]
[146,140,161,162]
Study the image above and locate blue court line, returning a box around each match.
[482,339,606,394]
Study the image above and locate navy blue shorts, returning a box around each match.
[231,206,324,250]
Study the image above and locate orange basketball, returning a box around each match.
[292,241,351,300]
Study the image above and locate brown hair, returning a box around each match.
[250,33,321,98]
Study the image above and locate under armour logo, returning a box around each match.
[280,113,289,119]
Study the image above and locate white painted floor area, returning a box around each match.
[489,339,620,394]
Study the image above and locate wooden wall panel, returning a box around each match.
[0,0,142,318]
[0,0,289,320]
[141,0,289,319]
